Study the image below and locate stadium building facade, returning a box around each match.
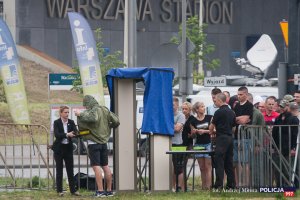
[1,0,288,78]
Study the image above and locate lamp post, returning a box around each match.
[179,0,187,102]
[124,0,137,68]
[198,0,204,75]
[287,0,300,94]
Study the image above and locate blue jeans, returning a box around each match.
[194,143,212,158]
[233,139,250,163]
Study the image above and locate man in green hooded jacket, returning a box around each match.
[75,95,113,197]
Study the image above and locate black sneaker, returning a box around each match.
[95,191,106,198]
[106,191,114,197]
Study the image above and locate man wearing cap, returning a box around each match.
[272,99,299,187]
[247,93,265,126]
[283,94,295,103]
[252,95,264,112]
[247,93,265,187]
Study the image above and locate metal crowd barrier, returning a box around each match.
[0,123,151,192]
[72,128,150,192]
[136,128,150,192]
[0,123,52,190]
[72,124,300,191]
[237,124,300,189]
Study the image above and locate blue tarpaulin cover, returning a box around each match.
[106,67,174,136]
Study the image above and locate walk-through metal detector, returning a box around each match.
[107,68,174,192]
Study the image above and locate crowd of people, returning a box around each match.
[51,88,300,195]
[172,87,300,190]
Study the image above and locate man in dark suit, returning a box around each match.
[52,105,80,196]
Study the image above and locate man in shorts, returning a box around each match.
[233,86,253,187]
[75,95,113,197]
[172,97,186,191]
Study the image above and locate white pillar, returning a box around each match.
[114,78,137,191]
[150,135,171,191]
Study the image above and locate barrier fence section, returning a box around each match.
[238,124,300,189]
[2,123,298,191]
[136,128,150,192]
[72,128,150,192]
[0,123,52,190]
[0,123,150,192]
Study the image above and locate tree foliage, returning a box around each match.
[171,16,220,74]
[72,28,126,93]
[0,77,6,103]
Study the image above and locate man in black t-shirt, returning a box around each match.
[233,86,253,187]
[209,93,236,189]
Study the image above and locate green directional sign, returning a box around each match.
[49,73,79,90]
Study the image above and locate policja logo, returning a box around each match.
[259,187,284,193]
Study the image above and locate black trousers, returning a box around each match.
[214,134,235,188]
[54,144,76,193]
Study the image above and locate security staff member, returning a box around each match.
[209,93,236,189]
[52,105,80,196]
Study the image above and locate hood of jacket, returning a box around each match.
[83,95,99,109]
